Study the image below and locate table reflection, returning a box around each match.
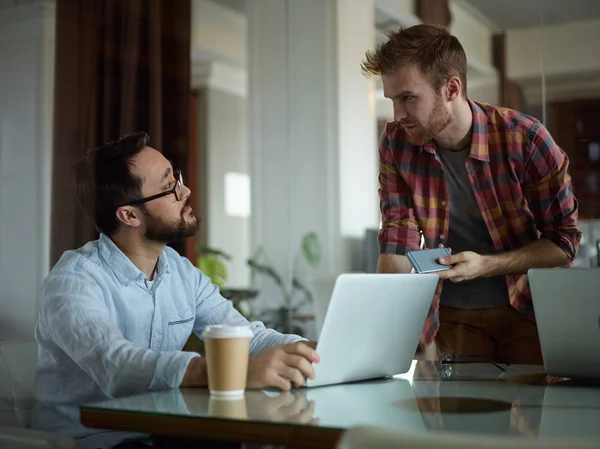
[83,364,600,442]
[182,390,318,425]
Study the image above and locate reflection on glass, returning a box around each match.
[208,397,247,419]
[245,391,318,425]
[82,372,600,440]
[181,389,318,425]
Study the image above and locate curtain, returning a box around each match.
[51,0,191,266]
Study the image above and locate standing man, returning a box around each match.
[33,132,318,449]
[362,24,580,364]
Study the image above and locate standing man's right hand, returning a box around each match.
[247,341,320,390]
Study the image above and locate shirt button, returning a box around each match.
[439,234,445,240]
[441,201,447,207]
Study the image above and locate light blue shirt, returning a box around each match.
[33,233,302,447]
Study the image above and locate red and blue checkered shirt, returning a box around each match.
[378,100,581,350]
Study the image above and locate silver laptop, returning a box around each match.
[305,273,439,388]
[528,268,600,379]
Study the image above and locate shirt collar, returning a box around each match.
[467,99,491,162]
[98,233,171,286]
[421,99,490,162]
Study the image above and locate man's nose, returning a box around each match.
[181,183,191,200]
[394,104,408,122]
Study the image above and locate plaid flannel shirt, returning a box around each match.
[378,100,581,350]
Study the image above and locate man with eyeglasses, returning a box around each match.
[32,133,318,449]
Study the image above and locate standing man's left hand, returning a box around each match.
[436,251,490,282]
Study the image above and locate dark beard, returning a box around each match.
[144,198,200,243]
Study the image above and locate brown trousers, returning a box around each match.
[433,305,544,365]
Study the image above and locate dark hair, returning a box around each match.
[361,24,468,97]
[73,132,149,236]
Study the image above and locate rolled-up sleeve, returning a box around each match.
[523,122,582,260]
[378,124,422,255]
[42,272,199,398]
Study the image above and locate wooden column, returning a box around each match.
[492,33,524,110]
[415,0,452,26]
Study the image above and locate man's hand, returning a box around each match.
[247,341,320,391]
[303,340,317,350]
[436,251,490,283]
[436,239,571,282]
[181,356,209,388]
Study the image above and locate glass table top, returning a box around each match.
[82,361,600,441]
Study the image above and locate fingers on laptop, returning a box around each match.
[273,375,293,391]
[279,365,305,389]
[286,341,320,363]
[301,340,318,350]
[284,353,315,381]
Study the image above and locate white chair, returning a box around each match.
[0,340,75,449]
[336,425,600,449]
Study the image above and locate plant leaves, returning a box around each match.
[301,232,322,268]
[197,245,232,260]
[292,277,313,303]
[247,259,285,290]
[197,255,228,287]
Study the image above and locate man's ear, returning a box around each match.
[115,206,142,229]
[445,75,462,101]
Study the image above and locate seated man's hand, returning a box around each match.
[247,341,320,390]
[304,340,318,350]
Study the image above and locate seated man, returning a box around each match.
[32,132,318,449]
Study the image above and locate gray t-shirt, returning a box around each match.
[437,147,509,309]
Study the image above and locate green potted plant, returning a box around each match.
[247,232,322,335]
[196,245,258,318]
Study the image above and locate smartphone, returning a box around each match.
[406,248,452,274]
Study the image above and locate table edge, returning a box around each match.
[80,408,343,449]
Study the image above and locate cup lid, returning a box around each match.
[203,325,254,339]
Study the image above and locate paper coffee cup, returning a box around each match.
[203,325,253,398]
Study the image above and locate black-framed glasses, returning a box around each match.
[127,169,184,206]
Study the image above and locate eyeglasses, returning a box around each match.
[127,169,184,206]
[440,353,510,379]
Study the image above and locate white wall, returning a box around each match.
[507,18,600,81]
[506,18,600,105]
[0,1,55,340]
[468,74,499,105]
[450,0,499,73]
[191,1,251,288]
[191,0,246,66]
[449,0,499,105]
[337,0,379,239]
[247,0,379,325]
[375,0,418,22]
[203,87,251,288]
